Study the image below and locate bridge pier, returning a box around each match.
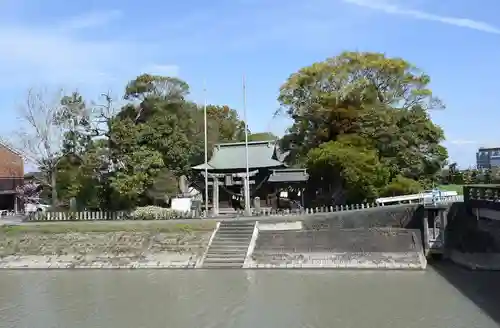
[423,216,430,256]
[423,205,449,257]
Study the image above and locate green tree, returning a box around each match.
[278,51,447,203]
[381,175,423,197]
[109,75,206,204]
[248,132,277,141]
[206,105,247,142]
[307,135,389,203]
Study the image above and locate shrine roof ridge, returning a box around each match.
[214,140,277,148]
[192,139,284,171]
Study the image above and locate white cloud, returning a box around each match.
[144,65,180,77]
[342,0,500,34]
[58,10,123,30]
[0,10,159,88]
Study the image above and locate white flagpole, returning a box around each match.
[243,75,251,215]
[203,81,209,217]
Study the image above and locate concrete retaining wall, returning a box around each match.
[445,202,500,253]
[289,204,422,230]
[248,228,426,269]
[444,202,500,270]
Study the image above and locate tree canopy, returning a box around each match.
[279,51,447,204]
[5,51,451,209]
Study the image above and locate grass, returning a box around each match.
[438,184,464,194]
[0,220,217,235]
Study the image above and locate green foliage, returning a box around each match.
[279,51,447,203]
[248,132,277,142]
[206,105,246,142]
[381,175,423,197]
[307,135,389,202]
[46,50,452,209]
[109,147,164,200]
[52,74,251,210]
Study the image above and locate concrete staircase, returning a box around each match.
[202,221,256,268]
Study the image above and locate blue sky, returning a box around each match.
[1,0,499,168]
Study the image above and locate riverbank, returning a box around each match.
[0,221,217,269]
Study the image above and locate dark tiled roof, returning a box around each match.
[192,140,285,171]
[268,169,309,183]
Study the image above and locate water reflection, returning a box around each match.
[0,267,498,328]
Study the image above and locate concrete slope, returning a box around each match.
[248,228,427,269]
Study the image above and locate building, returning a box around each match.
[476,147,500,169]
[0,142,24,211]
[191,140,309,214]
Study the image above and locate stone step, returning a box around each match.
[209,242,250,247]
[217,228,254,233]
[206,246,248,252]
[204,253,246,260]
[219,223,255,228]
[212,236,252,241]
[203,256,246,263]
[205,251,247,257]
[215,232,252,237]
[202,262,244,268]
[207,248,248,254]
[211,241,251,245]
[217,229,253,233]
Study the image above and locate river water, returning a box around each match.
[1,264,499,328]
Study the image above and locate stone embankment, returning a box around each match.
[0,221,216,269]
[0,204,429,270]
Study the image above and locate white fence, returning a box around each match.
[28,210,200,221]
[24,195,465,222]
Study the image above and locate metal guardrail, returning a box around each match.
[422,195,464,206]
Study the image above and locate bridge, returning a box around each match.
[418,185,500,265]
[375,191,463,206]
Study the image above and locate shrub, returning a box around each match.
[130,206,185,220]
[380,175,422,197]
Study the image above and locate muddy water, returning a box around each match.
[0,265,499,328]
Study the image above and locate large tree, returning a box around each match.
[108,74,250,204]
[278,51,447,203]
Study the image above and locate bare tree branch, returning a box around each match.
[11,88,65,172]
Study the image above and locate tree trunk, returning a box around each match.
[51,169,57,208]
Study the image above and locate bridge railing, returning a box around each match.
[422,195,464,206]
[464,184,500,211]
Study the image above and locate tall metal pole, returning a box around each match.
[203,81,209,217]
[243,75,251,215]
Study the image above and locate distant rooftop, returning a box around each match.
[478,147,500,151]
[192,140,288,171]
